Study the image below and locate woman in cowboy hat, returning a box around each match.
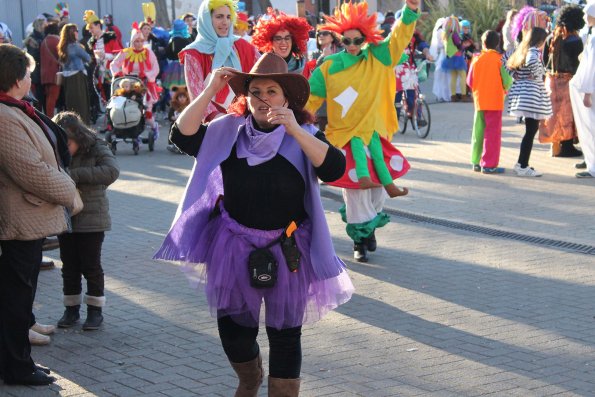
[154,53,353,396]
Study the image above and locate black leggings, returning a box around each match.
[517,118,540,168]
[217,316,302,379]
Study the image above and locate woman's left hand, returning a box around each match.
[267,106,301,135]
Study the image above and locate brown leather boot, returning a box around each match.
[268,376,300,397]
[384,184,409,198]
[230,354,264,397]
[358,176,381,189]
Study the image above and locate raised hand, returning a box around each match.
[406,0,420,10]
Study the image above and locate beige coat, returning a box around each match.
[0,103,77,240]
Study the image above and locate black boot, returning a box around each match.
[83,306,103,330]
[353,241,368,262]
[366,231,377,252]
[556,139,583,157]
[57,305,80,328]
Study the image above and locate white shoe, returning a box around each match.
[514,164,543,177]
[31,322,56,335]
[29,329,51,346]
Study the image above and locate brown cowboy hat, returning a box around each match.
[228,53,310,110]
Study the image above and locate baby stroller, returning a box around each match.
[105,75,157,155]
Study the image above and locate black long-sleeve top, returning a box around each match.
[166,36,192,61]
[170,121,345,230]
[543,35,583,74]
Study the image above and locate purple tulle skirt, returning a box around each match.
[441,55,467,71]
[181,203,354,330]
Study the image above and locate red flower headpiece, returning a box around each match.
[319,1,383,45]
[252,8,312,56]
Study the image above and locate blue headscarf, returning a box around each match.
[183,0,242,71]
[171,19,190,39]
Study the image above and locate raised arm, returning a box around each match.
[176,67,236,135]
[387,3,421,67]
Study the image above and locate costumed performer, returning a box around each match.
[430,17,451,102]
[180,0,259,121]
[153,53,353,397]
[306,0,420,263]
[570,1,595,178]
[251,8,311,74]
[110,23,160,136]
[442,16,471,102]
[541,4,584,157]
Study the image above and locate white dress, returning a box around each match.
[570,32,595,176]
[430,19,451,102]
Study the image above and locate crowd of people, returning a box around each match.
[0,0,593,395]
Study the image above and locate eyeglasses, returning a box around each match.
[317,31,331,37]
[341,36,365,46]
[273,35,292,43]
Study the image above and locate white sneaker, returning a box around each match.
[29,329,51,346]
[514,164,543,177]
[31,322,56,335]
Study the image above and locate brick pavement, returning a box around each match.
[1,102,594,396]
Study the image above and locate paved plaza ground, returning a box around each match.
[1,98,594,396]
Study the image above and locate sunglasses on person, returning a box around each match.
[317,31,331,37]
[341,36,365,46]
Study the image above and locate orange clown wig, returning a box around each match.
[318,1,384,45]
[251,8,312,57]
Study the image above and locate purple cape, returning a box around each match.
[153,114,346,280]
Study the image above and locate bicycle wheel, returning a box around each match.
[396,104,408,134]
[412,98,431,139]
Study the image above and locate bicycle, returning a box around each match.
[395,60,431,139]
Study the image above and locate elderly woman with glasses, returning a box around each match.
[251,8,312,74]
[307,0,420,263]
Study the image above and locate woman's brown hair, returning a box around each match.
[57,23,81,63]
[506,27,548,70]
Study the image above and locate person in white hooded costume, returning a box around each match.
[570,1,595,178]
[430,17,450,102]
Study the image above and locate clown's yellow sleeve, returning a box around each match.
[387,6,421,68]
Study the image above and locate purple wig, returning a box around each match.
[511,6,535,43]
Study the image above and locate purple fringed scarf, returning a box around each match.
[153,114,346,280]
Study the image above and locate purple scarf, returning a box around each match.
[153,114,345,280]
[236,115,286,166]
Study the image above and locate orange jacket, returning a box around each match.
[467,50,512,111]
